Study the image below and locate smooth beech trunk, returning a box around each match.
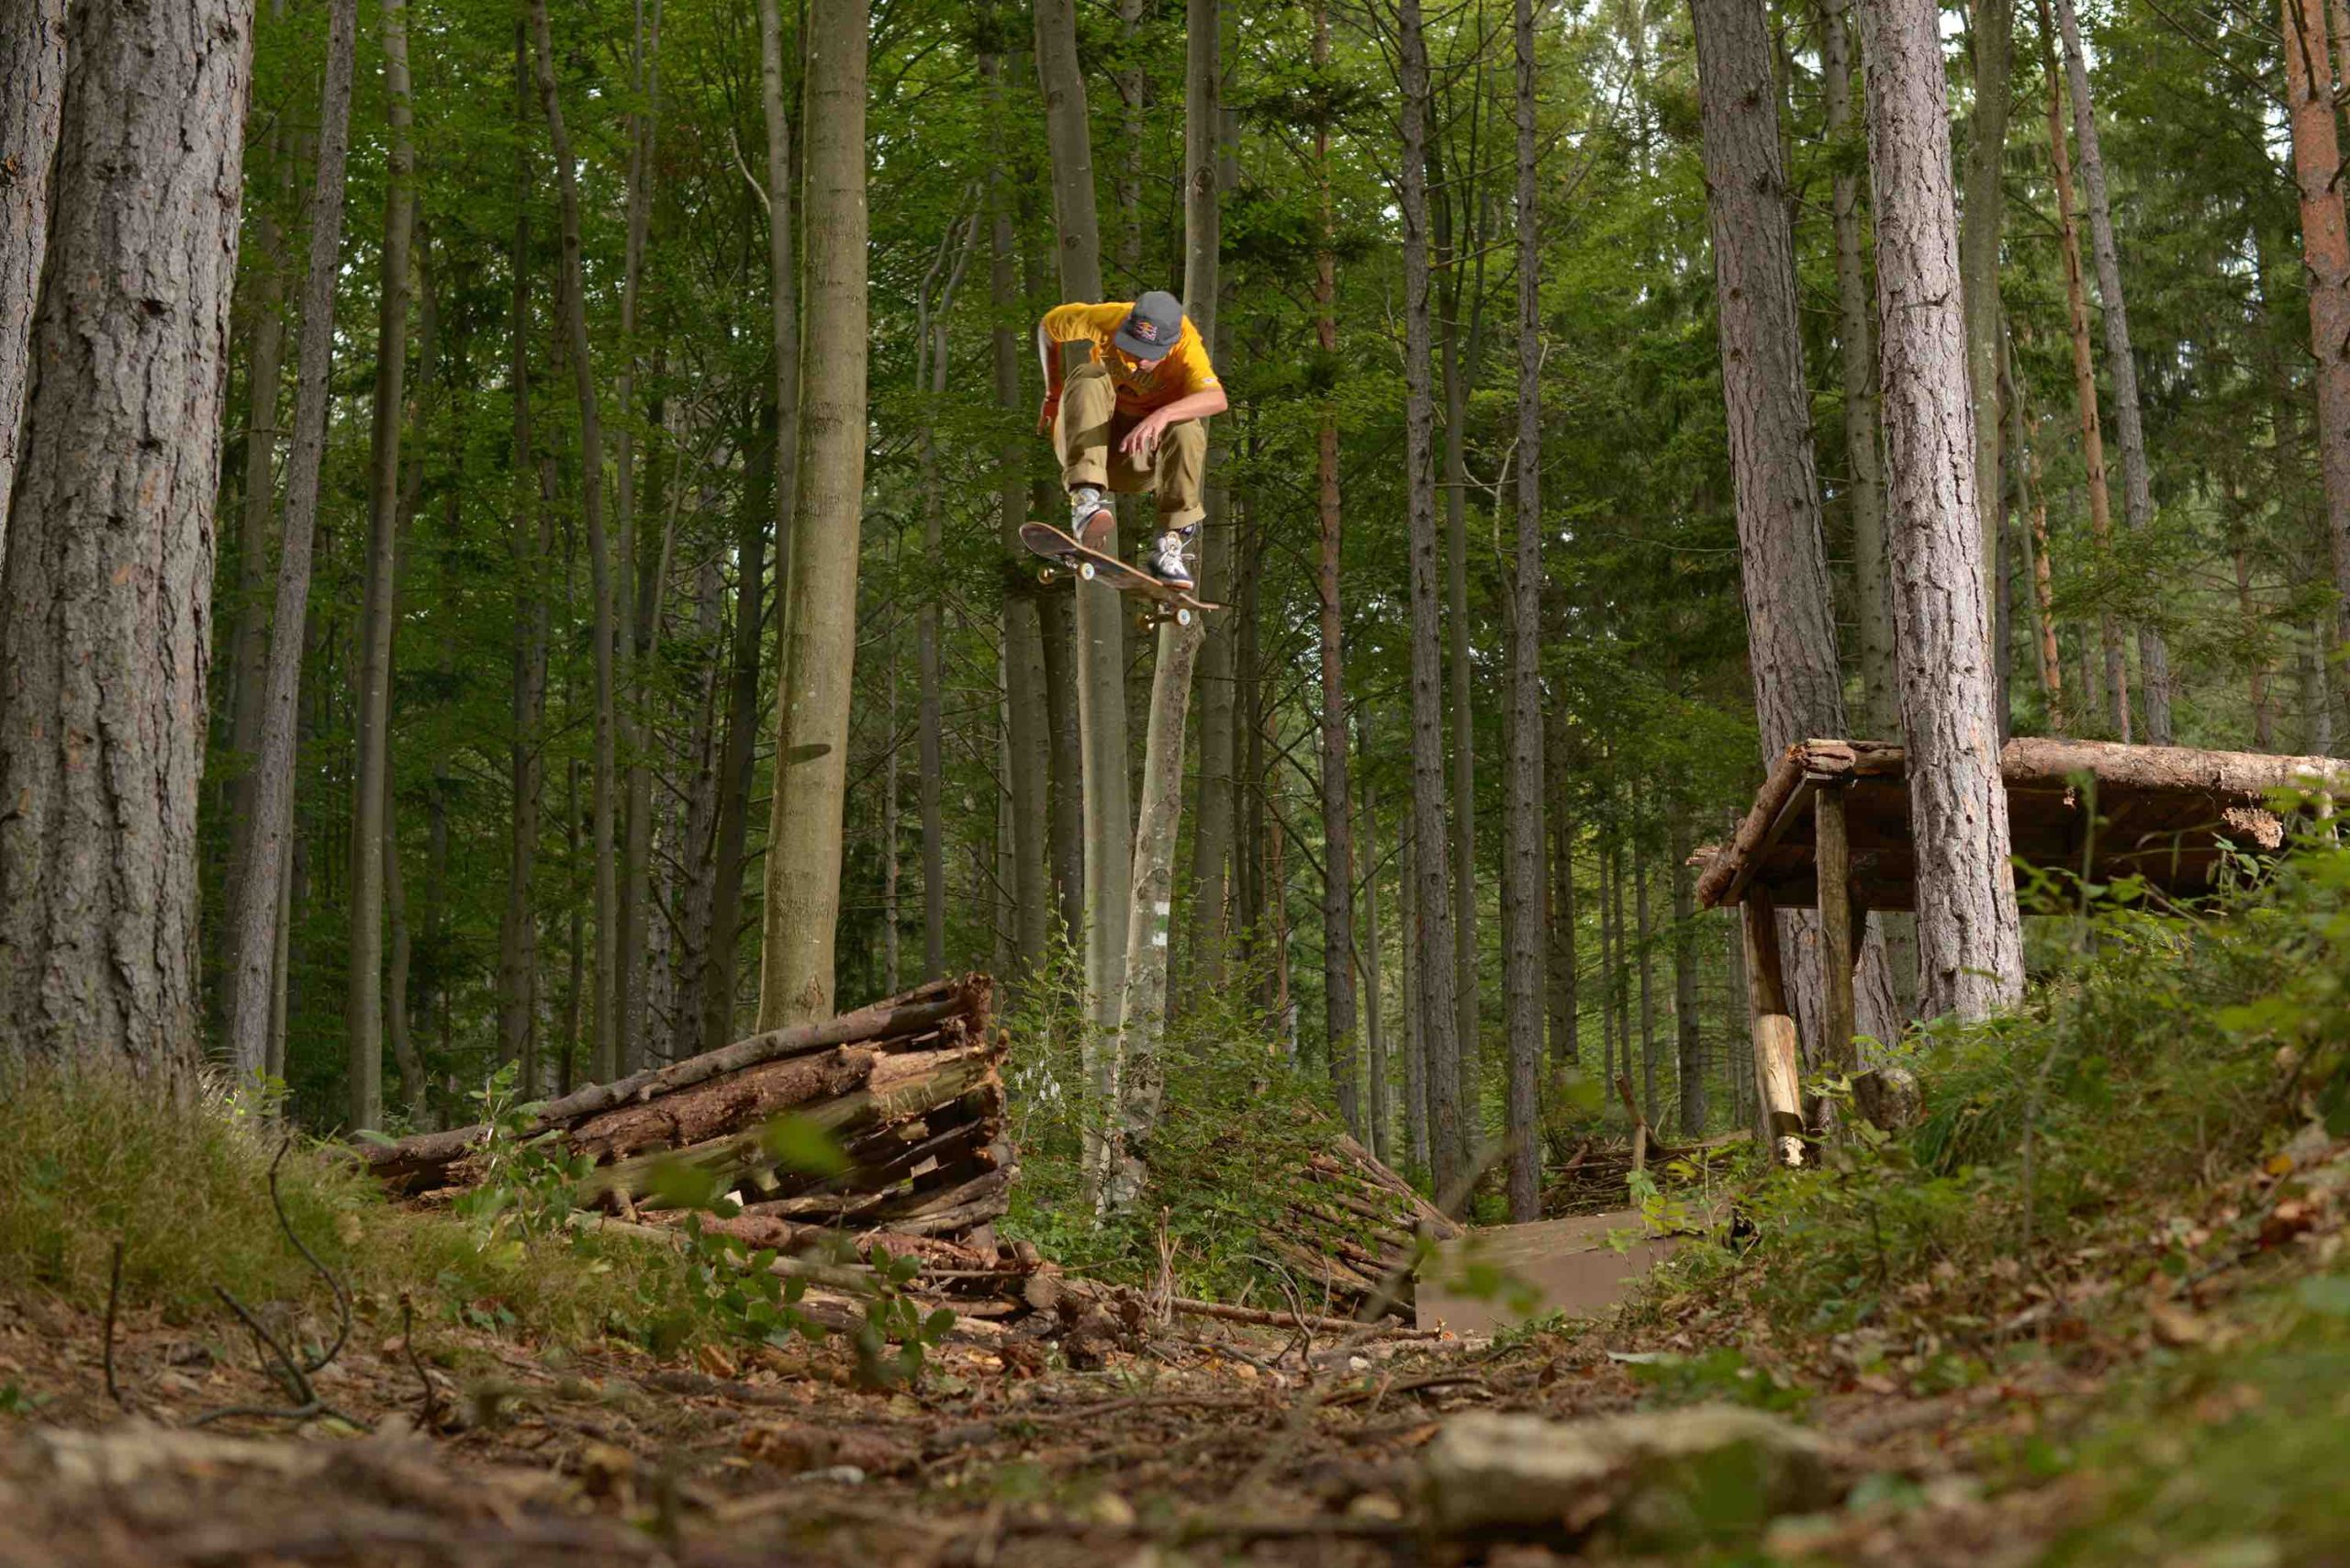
[530,0,621,1082]
[349,0,419,1130]
[2282,0,2350,728]
[1858,0,2026,1020]
[1502,0,1547,1224]
[757,0,867,1028]
[1361,766,1392,1159]
[0,0,253,1081]
[0,0,66,553]
[221,0,359,1081]
[2051,0,2170,741]
[1670,816,1706,1137]
[1399,0,1465,1196]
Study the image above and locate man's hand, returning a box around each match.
[1036,390,1061,436]
[1120,409,1173,459]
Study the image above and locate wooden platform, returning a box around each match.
[1413,1212,1681,1335]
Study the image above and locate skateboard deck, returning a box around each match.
[1020,521,1223,628]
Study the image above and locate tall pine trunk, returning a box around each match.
[2033,0,2125,734]
[1860,0,2026,1019]
[2052,0,2170,741]
[221,0,359,1080]
[0,0,67,551]
[349,0,419,1129]
[757,0,868,1027]
[1959,0,2013,618]
[1360,767,1392,1159]
[1502,0,1548,1223]
[530,0,621,1082]
[1399,0,1465,1197]
[1033,0,1132,1202]
[2282,0,2350,732]
[0,0,252,1081]
[1312,0,1362,1140]
[1544,700,1578,1069]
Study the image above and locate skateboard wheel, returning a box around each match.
[1079,561,1096,581]
[1136,613,1154,633]
[1176,607,1194,627]
[1038,567,1056,586]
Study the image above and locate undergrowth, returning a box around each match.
[1000,936,1356,1301]
[0,1068,698,1350]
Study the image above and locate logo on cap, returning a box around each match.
[1137,319,1160,342]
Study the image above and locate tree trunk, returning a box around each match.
[563,759,584,1095]
[1544,699,1578,1069]
[1360,767,1391,1161]
[348,0,418,1129]
[1439,229,1480,1182]
[220,0,358,1081]
[917,210,980,981]
[2282,0,2350,734]
[0,0,252,1082]
[1959,0,2013,615]
[2031,0,2125,736]
[614,0,665,1081]
[988,55,1052,990]
[0,0,67,552]
[1502,0,1547,1225]
[674,556,724,1065]
[1670,814,1706,1137]
[1311,0,1361,1141]
[529,0,621,1084]
[1636,847,1657,1122]
[2051,0,2170,741]
[384,791,424,1117]
[2007,330,2065,727]
[1691,0,1882,1062]
[1398,0,1465,1198]
[1858,0,2026,1020]
[1819,0,1897,741]
[1401,817,1430,1174]
[218,138,290,1032]
[707,0,798,1055]
[757,0,867,1028]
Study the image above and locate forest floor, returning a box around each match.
[3,1102,2344,1568]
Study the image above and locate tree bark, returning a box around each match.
[348,0,418,1129]
[500,26,552,1075]
[2282,0,2350,734]
[530,0,621,1083]
[2051,0,2170,741]
[0,0,67,553]
[218,135,290,1032]
[1311,0,1362,1140]
[1636,846,1657,1122]
[1034,0,1131,1203]
[1360,766,1391,1161]
[0,0,253,1082]
[757,0,868,1028]
[674,555,724,1065]
[1670,813,1706,1137]
[988,54,1052,990]
[2007,330,2065,727]
[614,0,666,1080]
[1858,0,2026,1019]
[1398,0,1465,1197]
[917,209,980,981]
[1959,0,2013,619]
[1544,699,1578,1069]
[1502,0,1547,1224]
[220,0,358,1081]
[1400,816,1430,1173]
[706,0,798,1055]
[2031,0,2123,735]
[1819,0,1896,741]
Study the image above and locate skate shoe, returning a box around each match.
[1069,486,1113,547]
[1145,526,1196,591]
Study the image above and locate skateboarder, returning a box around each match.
[1036,289,1226,590]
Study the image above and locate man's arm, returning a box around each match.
[1119,386,1229,456]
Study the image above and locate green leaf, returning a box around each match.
[761,1114,850,1176]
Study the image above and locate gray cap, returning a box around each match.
[1114,290,1185,359]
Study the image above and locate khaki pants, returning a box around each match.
[1054,362,1206,531]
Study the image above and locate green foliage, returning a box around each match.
[1613,1347,1811,1416]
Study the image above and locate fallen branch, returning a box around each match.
[103,1240,124,1406]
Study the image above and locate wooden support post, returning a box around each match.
[1814,784,1858,1078]
[1740,889,1806,1167]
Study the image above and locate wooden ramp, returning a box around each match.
[1414,1211,1680,1335]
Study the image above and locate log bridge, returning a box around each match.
[1695,736,2346,1164]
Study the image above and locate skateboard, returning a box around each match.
[1020,520,1224,632]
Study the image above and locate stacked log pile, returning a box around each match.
[358,974,1012,1238]
[1264,1134,1464,1318]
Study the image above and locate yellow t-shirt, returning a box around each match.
[1042,301,1221,415]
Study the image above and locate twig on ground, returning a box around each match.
[266,1138,352,1372]
[193,1286,367,1431]
[103,1239,125,1406]
[399,1295,442,1429]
